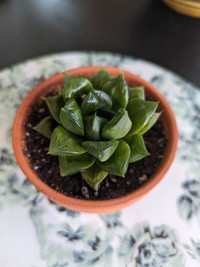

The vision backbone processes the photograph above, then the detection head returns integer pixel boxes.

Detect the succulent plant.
[34,68,160,191]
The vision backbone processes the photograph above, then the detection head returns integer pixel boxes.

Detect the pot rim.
[12,66,178,213]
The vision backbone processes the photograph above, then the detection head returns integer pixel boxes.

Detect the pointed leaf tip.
[97,140,130,177]
[91,68,113,90]
[127,99,158,135]
[84,113,107,140]
[33,116,57,139]
[129,86,145,100]
[59,153,95,176]
[102,109,132,140]
[63,73,93,100]
[81,89,112,115]
[137,112,161,135]
[49,126,86,156]
[43,95,65,123]
[102,73,128,110]
[60,99,84,136]
[82,140,119,162]
[125,134,149,163]
[81,164,108,191]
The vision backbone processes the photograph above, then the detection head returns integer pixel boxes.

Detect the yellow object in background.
[162,0,200,18]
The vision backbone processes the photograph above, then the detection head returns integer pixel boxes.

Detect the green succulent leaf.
[58,87,63,95]
[33,116,57,139]
[81,90,112,115]
[137,112,161,135]
[97,140,130,177]
[102,109,132,140]
[49,126,86,156]
[91,68,113,90]
[102,73,128,111]
[59,153,95,176]
[125,134,149,163]
[43,95,65,123]
[84,113,107,140]
[129,86,145,100]
[63,73,93,101]
[127,99,158,135]
[60,99,84,137]
[82,140,119,162]
[81,164,108,191]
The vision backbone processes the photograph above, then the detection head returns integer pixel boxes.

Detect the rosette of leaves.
[34,68,160,191]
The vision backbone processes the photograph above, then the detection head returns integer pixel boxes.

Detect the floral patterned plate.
[0,52,200,267]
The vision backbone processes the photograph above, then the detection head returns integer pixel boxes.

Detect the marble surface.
[0,52,200,267]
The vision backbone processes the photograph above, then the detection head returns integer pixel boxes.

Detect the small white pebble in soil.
[110,176,117,183]
[139,174,147,183]
[27,123,32,128]
[106,181,110,188]
[38,108,45,113]
[81,186,88,193]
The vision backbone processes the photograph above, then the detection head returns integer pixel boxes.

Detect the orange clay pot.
[12,66,178,213]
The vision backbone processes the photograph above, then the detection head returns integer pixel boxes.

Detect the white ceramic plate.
[0,52,200,267]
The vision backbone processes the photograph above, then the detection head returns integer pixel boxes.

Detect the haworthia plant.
[34,68,160,191]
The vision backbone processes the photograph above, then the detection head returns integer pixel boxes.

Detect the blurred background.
[0,0,200,86]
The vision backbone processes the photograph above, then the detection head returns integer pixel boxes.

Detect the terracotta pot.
[12,66,178,213]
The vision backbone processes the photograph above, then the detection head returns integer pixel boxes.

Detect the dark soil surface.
[24,91,167,200]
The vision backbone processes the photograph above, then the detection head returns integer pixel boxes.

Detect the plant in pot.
[12,66,178,213]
